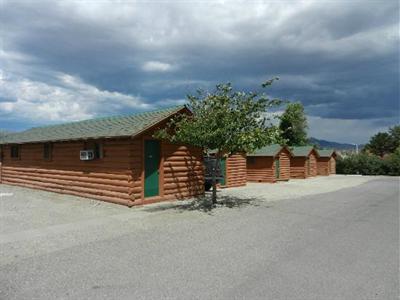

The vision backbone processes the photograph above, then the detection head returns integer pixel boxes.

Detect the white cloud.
[142,61,175,72]
[0,0,398,137]
[0,70,150,124]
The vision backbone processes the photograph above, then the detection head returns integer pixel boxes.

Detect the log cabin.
[316,149,337,176]
[329,153,337,174]
[0,106,204,207]
[290,146,318,179]
[221,153,247,188]
[206,151,247,188]
[246,144,292,183]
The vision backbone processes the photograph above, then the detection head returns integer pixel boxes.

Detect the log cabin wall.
[246,148,291,183]
[329,157,336,174]
[246,156,275,183]
[1,138,136,206]
[308,151,318,177]
[158,142,204,203]
[0,146,3,183]
[290,157,307,179]
[277,148,291,181]
[1,137,204,206]
[225,153,247,187]
[139,123,204,204]
[317,157,331,176]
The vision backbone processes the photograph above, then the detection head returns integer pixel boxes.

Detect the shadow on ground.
[142,192,264,214]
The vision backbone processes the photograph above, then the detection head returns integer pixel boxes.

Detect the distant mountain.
[309,137,362,151]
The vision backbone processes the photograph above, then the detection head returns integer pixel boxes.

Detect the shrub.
[337,152,400,176]
[383,149,400,176]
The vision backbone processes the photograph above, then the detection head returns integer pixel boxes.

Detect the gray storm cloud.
[0,0,398,143]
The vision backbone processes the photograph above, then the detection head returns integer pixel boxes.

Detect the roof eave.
[0,105,187,145]
[130,106,188,139]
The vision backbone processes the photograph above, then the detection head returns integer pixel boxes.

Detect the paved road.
[1,177,398,299]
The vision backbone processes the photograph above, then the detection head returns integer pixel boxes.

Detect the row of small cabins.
[0,106,336,207]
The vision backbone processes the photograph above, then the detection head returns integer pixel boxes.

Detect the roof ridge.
[1,105,185,144]
[16,105,184,133]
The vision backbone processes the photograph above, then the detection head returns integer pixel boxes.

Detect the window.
[247,157,256,164]
[10,145,20,159]
[94,142,103,159]
[84,140,104,159]
[43,143,53,160]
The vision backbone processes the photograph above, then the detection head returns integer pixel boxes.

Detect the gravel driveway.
[0,175,376,265]
[219,175,375,201]
[0,175,398,299]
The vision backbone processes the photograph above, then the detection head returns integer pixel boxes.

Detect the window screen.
[43,143,52,160]
[11,145,20,159]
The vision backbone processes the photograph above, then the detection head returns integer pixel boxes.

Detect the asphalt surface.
[0,177,399,299]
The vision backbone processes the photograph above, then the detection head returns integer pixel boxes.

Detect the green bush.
[383,149,400,176]
[337,152,400,176]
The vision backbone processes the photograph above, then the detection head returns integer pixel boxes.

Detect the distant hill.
[309,137,362,151]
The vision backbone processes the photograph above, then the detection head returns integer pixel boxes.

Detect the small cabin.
[316,149,337,176]
[206,151,247,188]
[247,144,291,183]
[222,153,247,188]
[290,146,318,179]
[0,106,204,206]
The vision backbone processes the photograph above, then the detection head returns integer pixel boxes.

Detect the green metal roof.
[317,149,335,158]
[248,144,284,157]
[291,146,315,157]
[1,106,185,144]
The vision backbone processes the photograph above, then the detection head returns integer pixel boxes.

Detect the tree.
[279,102,308,146]
[155,79,283,205]
[388,125,400,151]
[364,132,394,157]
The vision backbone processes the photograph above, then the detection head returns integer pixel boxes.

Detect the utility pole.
[353,143,359,154]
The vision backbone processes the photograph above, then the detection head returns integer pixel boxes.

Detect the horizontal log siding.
[162,143,204,201]
[330,157,336,174]
[317,157,331,176]
[1,139,136,206]
[277,149,291,181]
[129,139,143,203]
[308,152,318,177]
[290,157,307,179]
[247,156,274,182]
[246,148,291,183]
[225,153,247,187]
[1,138,205,206]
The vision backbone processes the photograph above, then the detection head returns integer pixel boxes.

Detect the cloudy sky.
[0,0,398,144]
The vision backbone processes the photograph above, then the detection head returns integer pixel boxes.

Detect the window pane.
[11,145,19,158]
[43,143,52,160]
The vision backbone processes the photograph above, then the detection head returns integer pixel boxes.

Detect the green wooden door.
[275,158,280,179]
[219,158,226,186]
[144,140,160,198]
[307,158,311,176]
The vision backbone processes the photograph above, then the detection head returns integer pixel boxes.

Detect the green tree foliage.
[383,148,400,176]
[279,102,308,146]
[363,132,394,157]
[337,154,383,175]
[338,124,400,176]
[388,125,400,150]
[336,151,400,176]
[155,79,283,204]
